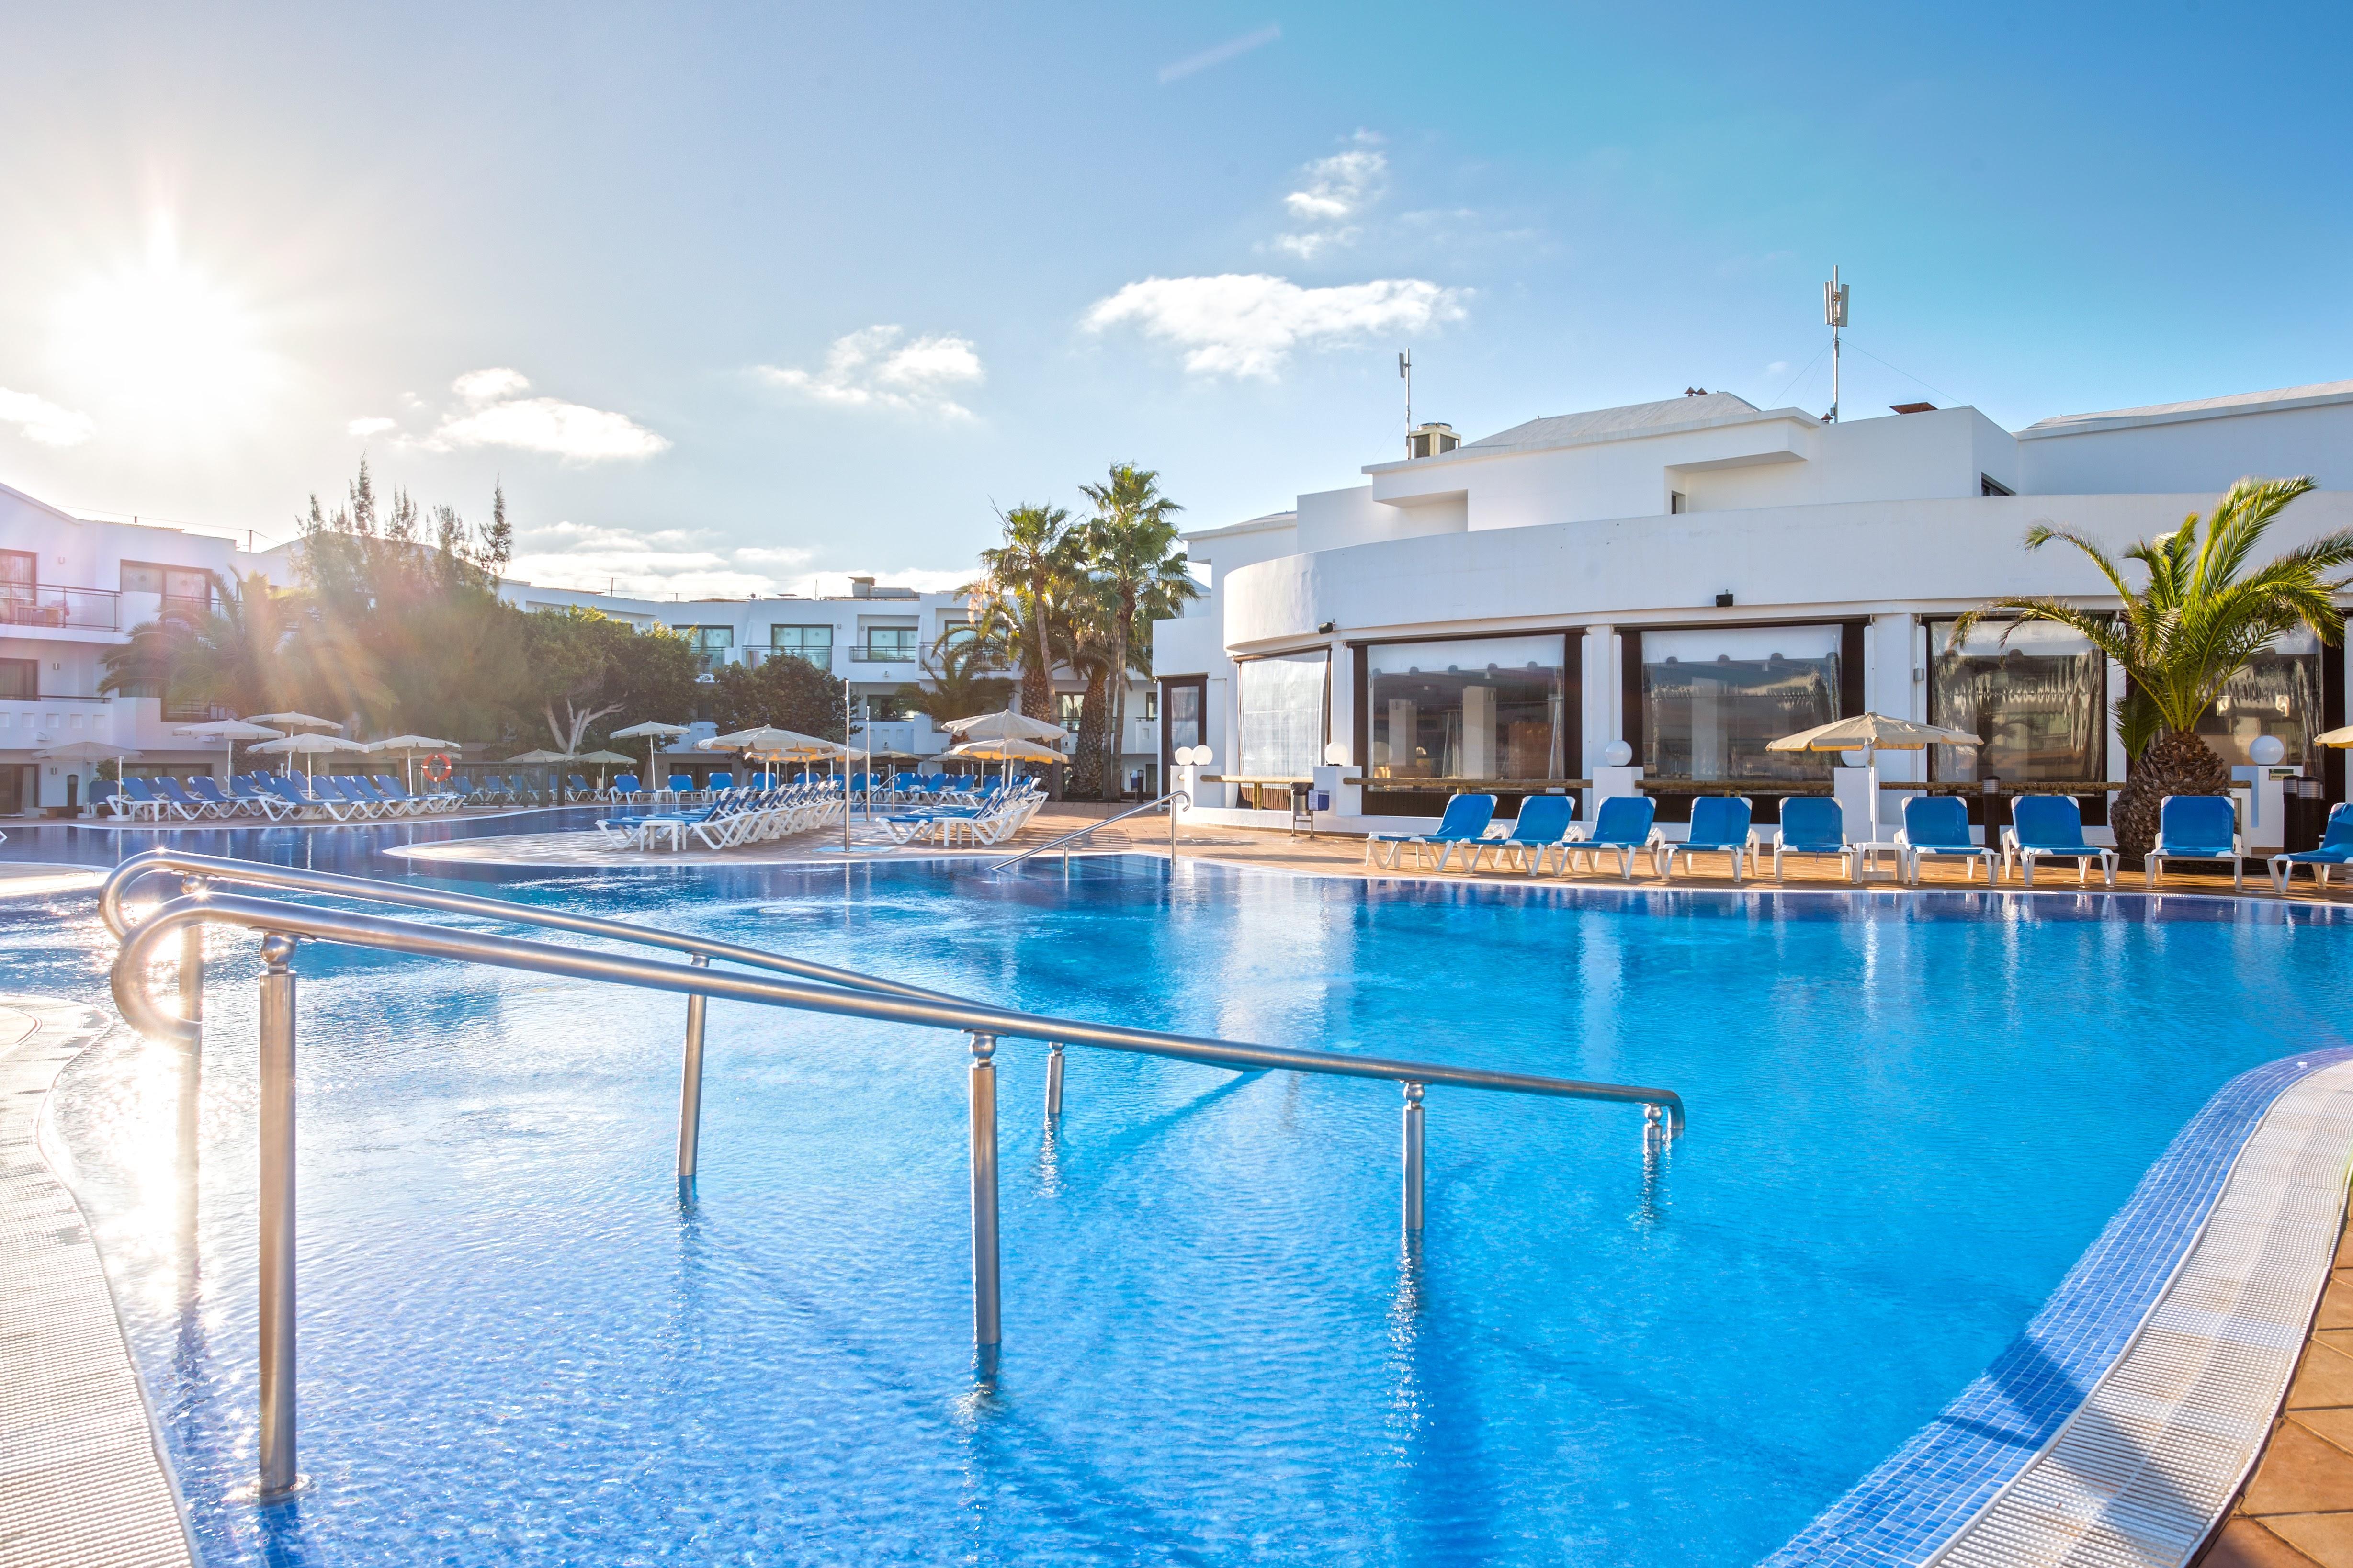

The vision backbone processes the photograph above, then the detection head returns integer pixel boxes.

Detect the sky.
[2,1,2351,599]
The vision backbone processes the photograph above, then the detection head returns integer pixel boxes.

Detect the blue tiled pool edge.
[1761,1043,2353,1567]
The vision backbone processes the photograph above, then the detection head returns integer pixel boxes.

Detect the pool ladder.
[101,848,1685,1503]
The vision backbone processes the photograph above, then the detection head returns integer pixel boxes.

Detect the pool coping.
[0,994,196,1568]
[1763,1049,2353,1567]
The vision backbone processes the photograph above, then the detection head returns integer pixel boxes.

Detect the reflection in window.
[1164,682,1201,755]
[1928,620,2106,783]
[1238,653,1327,778]
[769,624,833,666]
[684,626,733,673]
[2197,628,2319,767]
[1641,626,1839,781]
[1368,636,1567,782]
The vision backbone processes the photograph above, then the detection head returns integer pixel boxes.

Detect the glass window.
[1368,636,1568,783]
[1144,688,1158,722]
[2197,628,2320,767]
[864,627,917,660]
[0,659,34,700]
[121,561,165,593]
[684,626,733,673]
[1057,692,1085,733]
[0,550,31,589]
[1641,625,1840,781]
[769,624,833,666]
[1238,652,1328,778]
[1927,620,2105,783]
[1165,682,1201,753]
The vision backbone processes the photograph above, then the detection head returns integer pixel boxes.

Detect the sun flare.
[50,219,279,437]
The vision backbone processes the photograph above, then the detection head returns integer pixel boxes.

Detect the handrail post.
[1402,1082,1425,1233]
[180,920,204,1023]
[677,955,711,1199]
[969,1031,1002,1378]
[1045,1040,1064,1121]
[256,932,300,1499]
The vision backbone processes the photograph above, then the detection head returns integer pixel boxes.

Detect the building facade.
[1153,381,2353,841]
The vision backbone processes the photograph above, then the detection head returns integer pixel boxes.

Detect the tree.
[968,502,1081,722]
[707,650,847,739]
[895,630,1014,722]
[101,570,300,720]
[514,608,700,753]
[1062,586,1119,797]
[1952,476,2353,860]
[1076,464,1196,798]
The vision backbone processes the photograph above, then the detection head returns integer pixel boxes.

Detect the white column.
[1582,624,1615,777]
[1461,685,1496,778]
[1871,614,1920,783]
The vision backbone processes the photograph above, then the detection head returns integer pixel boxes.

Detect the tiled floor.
[2202,1220,2353,1567]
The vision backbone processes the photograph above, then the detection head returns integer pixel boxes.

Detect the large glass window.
[1368,636,1568,783]
[769,624,833,666]
[2197,628,2321,767]
[684,626,733,673]
[1927,620,2105,783]
[1164,681,1201,755]
[1641,626,1839,780]
[1237,652,1328,778]
[862,626,917,660]
[0,658,34,700]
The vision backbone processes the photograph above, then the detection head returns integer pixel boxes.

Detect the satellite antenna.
[1399,350,1412,455]
[1822,266,1850,423]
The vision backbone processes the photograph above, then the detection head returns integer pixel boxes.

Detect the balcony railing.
[1,585,119,632]
[849,644,918,663]
[744,646,834,669]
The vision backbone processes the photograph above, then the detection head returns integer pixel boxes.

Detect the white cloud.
[1158,23,1280,84]
[417,369,670,462]
[0,387,94,446]
[504,523,961,603]
[347,416,396,437]
[754,327,984,418]
[1274,134,1386,259]
[1083,273,1468,379]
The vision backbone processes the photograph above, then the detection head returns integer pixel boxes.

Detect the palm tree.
[968,502,1081,722]
[1952,476,2353,860]
[895,629,1015,722]
[101,570,300,720]
[1076,463,1197,797]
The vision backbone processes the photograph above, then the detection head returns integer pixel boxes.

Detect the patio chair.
[1466,794,1578,874]
[119,779,188,823]
[90,780,129,819]
[706,772,735,800]
[153,777,220,820]
[2001,795,2117,888]
[264,775,350,821]
[373,775,434,815]
[2270,802,2353,892]
[567,774,596,801]
[1895,795,1997,885]
[1364,793,1498,871]
[665,774,695,803]
[1555,795,1661,880]
[322,777,384,818]
[1771,796,1856,883]
[186,776,241,817]
[1657,796,1753,883]
[2145,795,2244,891]
[611,773,643,802]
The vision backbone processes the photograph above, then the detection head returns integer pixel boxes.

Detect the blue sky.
[2,2,2348,596]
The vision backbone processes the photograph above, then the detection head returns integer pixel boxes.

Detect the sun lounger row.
[874,782,1046,848]
[1362,790,2262,890]
[94,773,468,823]
[593,782,848,851]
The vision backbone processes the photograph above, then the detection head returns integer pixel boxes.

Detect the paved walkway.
[0,996,192,1568]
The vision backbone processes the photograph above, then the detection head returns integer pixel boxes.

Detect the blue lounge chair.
[1895,795,1997,885]
[118,779,185,822]
[1468,794,1578,874]
[1771,796,1855,882]
[90,779,125,818]
[2002,795,2117,888]
[706,772,735,798]
[2271,802,2353,893]
[1561,795,1660,880]
[665,773,694,802]
[1658,796,1753,883]
[2146,795,2243,891]
[1364,793,1498,871]
[185,776,240,817]
[153,777,216,820]
[611,773,642,801]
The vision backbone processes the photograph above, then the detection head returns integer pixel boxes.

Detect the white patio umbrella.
[577,749,634,790]
[249,731,367,784]
[246,711,344,733]
[943,734,1063,793]
[35,740,142,810]
[364,733,459,792]
[611,720,691,788]
[507,749,585,803]
[940,707,1065,745]
[175,718,284,780]
[1766,713,1981,843]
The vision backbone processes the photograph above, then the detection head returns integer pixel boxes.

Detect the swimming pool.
[13,819,2353,1565]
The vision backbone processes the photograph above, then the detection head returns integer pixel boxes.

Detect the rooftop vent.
[1407,421,1460,460]
[1891,402,1937,415]
[1683,386,1709,396]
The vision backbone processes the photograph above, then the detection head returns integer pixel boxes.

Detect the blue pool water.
[9,817,2352,1566]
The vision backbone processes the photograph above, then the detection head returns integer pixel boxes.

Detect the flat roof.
[2019,378,2353,438]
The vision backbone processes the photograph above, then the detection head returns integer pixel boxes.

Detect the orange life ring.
[421,753,453,784]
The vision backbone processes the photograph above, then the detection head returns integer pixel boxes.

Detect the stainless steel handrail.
[100,848,959,1006]
[112,878,1685,1500]
[989,789,1191,872]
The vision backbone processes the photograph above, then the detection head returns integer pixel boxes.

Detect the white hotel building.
[1152,380,2353,845]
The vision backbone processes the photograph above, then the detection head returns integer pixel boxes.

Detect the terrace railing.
[1,583,119,631]
[104,851,1685,1502]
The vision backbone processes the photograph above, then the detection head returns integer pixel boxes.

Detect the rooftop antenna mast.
[1822,266,1849,423]
[1399,350,1412,456]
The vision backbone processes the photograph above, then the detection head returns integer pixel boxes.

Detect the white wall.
[2020,395,2353,495]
